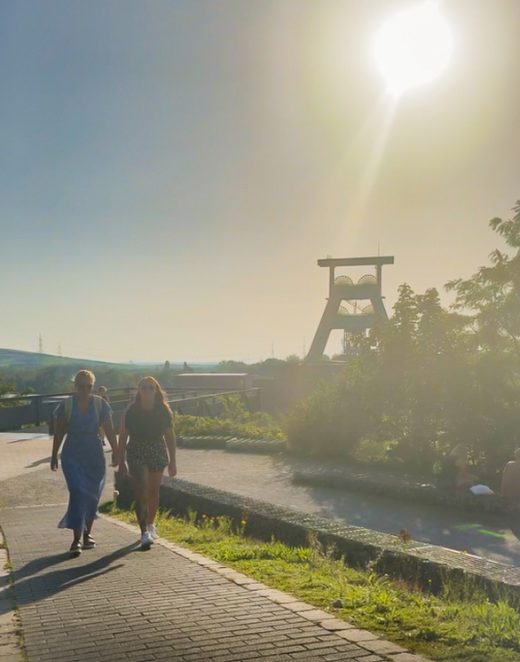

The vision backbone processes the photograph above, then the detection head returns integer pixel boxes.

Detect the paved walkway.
[0,433,426,662]
[1,506,425,662]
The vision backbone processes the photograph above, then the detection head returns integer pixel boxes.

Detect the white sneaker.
[140,531,154,549]
[148,524,158,540]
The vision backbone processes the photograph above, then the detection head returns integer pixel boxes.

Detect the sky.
[1,0,519,362]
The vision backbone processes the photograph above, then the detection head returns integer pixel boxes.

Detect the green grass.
[101,502,520,662]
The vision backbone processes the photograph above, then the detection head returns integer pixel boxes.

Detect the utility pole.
[38,333,44,354]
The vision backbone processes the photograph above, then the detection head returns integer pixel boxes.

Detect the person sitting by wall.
[501,449,520,505]
[437,444,479,490]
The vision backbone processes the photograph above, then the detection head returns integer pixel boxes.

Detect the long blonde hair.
[73,370,95,386]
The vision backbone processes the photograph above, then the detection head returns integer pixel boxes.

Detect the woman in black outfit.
[118,377,177,549]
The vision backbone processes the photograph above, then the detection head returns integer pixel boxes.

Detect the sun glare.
[374,1,454,97]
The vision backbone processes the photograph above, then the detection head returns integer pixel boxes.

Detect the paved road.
[2,433,520,566]
[0,431,116,509]
[0,433,422,662]
[176,449,520,568]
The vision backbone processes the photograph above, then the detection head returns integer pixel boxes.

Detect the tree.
[447,200,520,354]
[444,201,520,475]
[0,374,15,397]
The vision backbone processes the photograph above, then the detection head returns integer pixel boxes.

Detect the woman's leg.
[147,471,163,526]
[60,457,86,546]
[65,491,85,547]
[131,465,150,534]
[83,466,106,541]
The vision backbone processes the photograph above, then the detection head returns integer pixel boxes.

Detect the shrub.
[286,376,366,457]
[175,394,285,441]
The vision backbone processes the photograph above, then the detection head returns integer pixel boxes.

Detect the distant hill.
[0,348,218,371]
[0,348,136,369]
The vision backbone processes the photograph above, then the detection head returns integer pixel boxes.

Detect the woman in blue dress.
[51,370,118,556]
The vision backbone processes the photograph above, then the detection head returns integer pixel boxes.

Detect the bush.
[175,414,285,441]
[175,394,285,441]
[286,375,367,457]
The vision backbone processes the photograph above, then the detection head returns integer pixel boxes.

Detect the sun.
[374,1,454,97]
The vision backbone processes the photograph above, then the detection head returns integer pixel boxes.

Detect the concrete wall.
[115,475,520,606]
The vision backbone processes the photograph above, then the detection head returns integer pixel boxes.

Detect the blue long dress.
[56,396,112,531]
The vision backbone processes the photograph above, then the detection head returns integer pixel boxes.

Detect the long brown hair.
[134,376,172,414]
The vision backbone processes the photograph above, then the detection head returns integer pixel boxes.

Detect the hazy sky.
[2,1,519,362]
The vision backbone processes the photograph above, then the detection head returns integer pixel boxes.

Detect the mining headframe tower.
[307,255,394,361]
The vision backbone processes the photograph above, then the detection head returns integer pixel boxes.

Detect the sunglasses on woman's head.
[77,382,92,389]
[140,384,156,392]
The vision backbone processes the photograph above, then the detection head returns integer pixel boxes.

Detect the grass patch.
[101,502,520,662]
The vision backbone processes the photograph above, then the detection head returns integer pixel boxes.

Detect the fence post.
[35,396,41,426]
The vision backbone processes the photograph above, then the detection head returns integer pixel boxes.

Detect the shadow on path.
[1,542,137,615]
[8,435,49,444]
[25,456,52,468]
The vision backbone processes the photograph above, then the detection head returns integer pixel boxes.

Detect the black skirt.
[126,437,169,473]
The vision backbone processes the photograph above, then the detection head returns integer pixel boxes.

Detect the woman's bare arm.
[51,418,66,471]
[118,421,129,475]
[101,418,119,465]
[165,427,177,477]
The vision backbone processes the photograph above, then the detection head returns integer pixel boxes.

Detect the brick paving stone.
[0,504,428,662]
[254,589,297,603]
[295,609,332,621]
[336,628,380,643]
[361,640,408,655]
[283,600,318,612]
[323,653,368,661]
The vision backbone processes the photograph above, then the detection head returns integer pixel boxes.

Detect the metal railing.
[0,387,262,433]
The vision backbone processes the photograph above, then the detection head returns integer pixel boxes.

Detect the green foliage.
[286,373,367,456]
[289,200,520,479]
[175,394,285,441]
[0,375,15,397]
[447,201,520,354]
[175,414,285,441]
[0,373,17,406]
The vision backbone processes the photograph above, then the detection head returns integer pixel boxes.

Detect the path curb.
[0,528,25,661]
